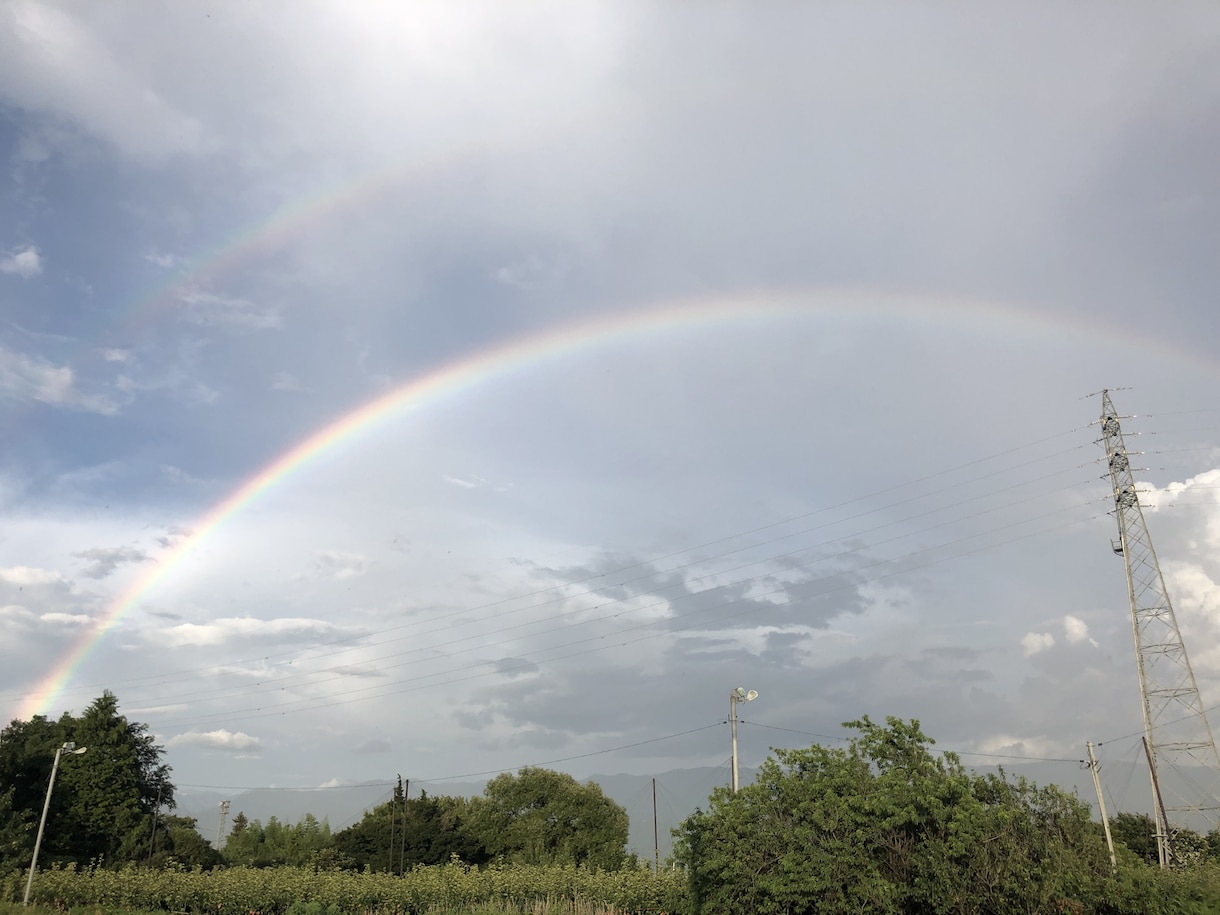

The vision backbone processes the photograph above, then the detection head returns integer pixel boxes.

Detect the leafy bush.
[673,716,1200,915]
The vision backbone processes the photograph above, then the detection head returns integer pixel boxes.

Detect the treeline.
[0,693,630,876]
[222,768,629,872]
[7,694,1220,914]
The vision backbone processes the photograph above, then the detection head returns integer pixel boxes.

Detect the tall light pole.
[24,741,87,907]
[730,687,757,793]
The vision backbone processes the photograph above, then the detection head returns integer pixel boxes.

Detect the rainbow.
[12,290,1086,715]
[12,287,1200,719]
[115,142,494,336]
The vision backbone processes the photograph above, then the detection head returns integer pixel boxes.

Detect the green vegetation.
[674,715,1220,915]
[0,691,211,872]
[469,768,630,871]
[6,697,1220,913]
[0,861,682,914]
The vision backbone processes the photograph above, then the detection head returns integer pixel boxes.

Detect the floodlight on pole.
[24,742,87,907]
[730,687,758,793]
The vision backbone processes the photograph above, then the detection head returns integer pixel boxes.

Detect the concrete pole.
[25,746,63,906]
[1086,741,1118,875]
[730,693,740,793]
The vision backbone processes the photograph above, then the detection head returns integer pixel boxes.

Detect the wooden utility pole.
[400,778,409,876]
[652,778,660,872]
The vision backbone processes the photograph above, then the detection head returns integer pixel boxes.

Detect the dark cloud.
[73,545,149,579]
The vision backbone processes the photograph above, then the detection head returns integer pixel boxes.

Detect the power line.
[14,424,1094,710]
[135,466,1101,718]
[154,504,1105,729]
[740,721,1084,764]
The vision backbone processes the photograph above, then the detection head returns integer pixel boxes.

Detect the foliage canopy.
[0,692,196,873]
[468,767,630,870]
[674,716,1172,915]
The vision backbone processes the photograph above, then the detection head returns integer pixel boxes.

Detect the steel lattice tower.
[1100,390,1220,865]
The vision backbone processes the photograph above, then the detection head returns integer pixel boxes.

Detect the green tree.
[57,691,175,864]
[1110,812,1159,866]
[674,716,1137,915]
[1108,813,1211,868]
[0,692,173,870]
[468,767,629,870]
[0,713,62,874]
[222,813,336,867]
[333,782,487,872]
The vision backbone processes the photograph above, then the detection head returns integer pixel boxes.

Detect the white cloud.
[0,604,36,625]
[0,565,66,586]
[168,729,262,752]
[0,346,119,414]
[179,290,282,330]
[161,465,203,485]
[1144,469,1220,548]
[976,733,1059,757]
[0,245,42,277]
[101,348,131,363]
[0,1,207,161]
[312,551,370,580]
[443,474,488,489]
[159,616,347,648]
[143,251,179,268]
[1020,631,1055,656]
[493,254,566,291]
[1062,615,1090,644]
[39,611,92,627]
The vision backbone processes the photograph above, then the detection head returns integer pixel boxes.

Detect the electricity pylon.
[1099,390,1220,866]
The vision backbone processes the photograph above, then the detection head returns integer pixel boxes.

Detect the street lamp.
[24,741,87,907]
[729,687,757,793]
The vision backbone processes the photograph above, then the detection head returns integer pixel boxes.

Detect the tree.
[333,784,487,872]
[223,813,336,868]
[674,716,1135,915]
[0,713,61,874]
[59,692,175,863]
[1110,812,1159,866]
[468,767,629,870]
[0,692,174,871]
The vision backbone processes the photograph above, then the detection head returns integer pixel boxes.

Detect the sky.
[3,0,1220,827]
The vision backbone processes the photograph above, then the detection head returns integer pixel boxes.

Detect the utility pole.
[1099,391,1220,864]
[25,742,87,906]
[217,800,231,849]
[729,687,757,793]
[148,782,163,864]
[389,774,399,875]
[652,778,659,872]
[1086,741,1118,875]
[399,778,409,877]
